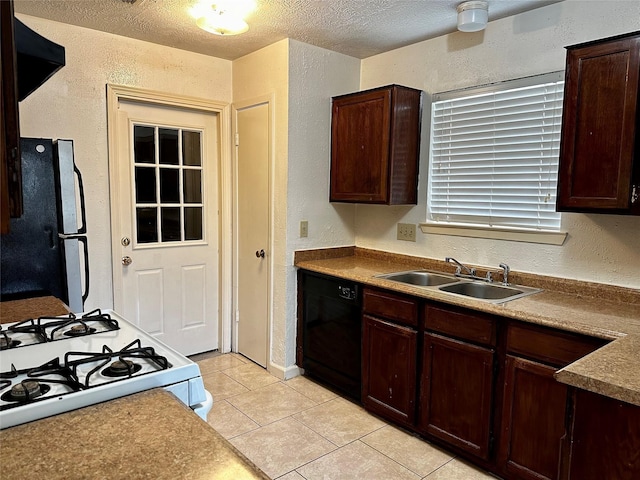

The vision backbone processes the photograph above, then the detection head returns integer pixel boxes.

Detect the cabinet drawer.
[424,304,496,347]
[507,322,606,367]
[363,288,418,327]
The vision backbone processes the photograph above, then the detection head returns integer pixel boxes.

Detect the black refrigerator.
[1,138,88,312]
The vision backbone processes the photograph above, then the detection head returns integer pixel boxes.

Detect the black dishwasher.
[299,270,361,401]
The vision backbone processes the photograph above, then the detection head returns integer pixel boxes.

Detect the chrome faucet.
[445,257,476,277]
[499,263,510,285]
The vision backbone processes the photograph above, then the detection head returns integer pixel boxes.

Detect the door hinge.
[631,185,638,204]
[235,133,240,146]
[235,310,240,323]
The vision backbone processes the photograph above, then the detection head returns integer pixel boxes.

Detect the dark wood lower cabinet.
[567,389,640,480]
[362,314,417,427]
[498,355,569,480]
[419,332,495,460]
[300,278,631,480]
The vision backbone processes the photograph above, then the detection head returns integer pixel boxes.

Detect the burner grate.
[1,309,120,350]
[0,358,84,410]
[65,339,171,388]
[39,309,120,341]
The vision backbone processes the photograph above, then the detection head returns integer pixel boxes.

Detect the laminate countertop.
[0,389,269,480]
[295,247,640,407]
[0,296,70,324]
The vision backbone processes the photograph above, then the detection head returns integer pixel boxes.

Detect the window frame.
[423,71,567,245]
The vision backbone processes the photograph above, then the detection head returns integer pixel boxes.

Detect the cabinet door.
[362,314,417,427]
[557,34,640,212]
[330,89,391,203]
[568,389,640,480]
[498,355,568,480]
[1,0,21,233]
[419,332,495,459]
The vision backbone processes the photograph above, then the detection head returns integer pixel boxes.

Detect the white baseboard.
[269,361,302,380]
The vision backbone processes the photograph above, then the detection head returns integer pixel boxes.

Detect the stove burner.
[102,359,142,378]
[64,324,97,337]
[1,380,51,402]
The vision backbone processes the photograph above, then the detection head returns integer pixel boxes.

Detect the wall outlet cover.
[397,223,416,242]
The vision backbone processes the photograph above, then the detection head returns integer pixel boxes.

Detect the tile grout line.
[201,357,484,479]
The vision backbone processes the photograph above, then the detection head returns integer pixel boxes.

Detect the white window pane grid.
[132,123,204,244]
[428,77,564,231]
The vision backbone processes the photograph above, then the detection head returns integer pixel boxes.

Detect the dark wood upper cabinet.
[330,85,422,204]
[557,31,640,214]
[1,0,22,234]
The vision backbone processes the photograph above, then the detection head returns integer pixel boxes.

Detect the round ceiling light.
[457,1,489,32]
[196,10,249,36]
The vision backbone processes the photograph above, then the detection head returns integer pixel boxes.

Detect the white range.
[0,309,213,429]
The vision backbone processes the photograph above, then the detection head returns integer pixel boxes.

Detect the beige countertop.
[0,389,269,480]
[295,247,640,407]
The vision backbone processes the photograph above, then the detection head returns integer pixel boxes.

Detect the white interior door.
[114,100,219,356]
[236,101,270,367]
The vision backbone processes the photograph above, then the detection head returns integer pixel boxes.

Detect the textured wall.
[16,14,232,311]
[232,40,290,369]
[286,40,360,367]
[358,0,640,289]
[233,39,359,372]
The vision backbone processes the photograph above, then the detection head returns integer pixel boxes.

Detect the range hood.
[14,18,65,101]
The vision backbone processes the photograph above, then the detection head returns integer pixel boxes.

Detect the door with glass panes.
[114,100,219,355]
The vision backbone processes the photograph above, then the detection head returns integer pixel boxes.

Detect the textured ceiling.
[14,0,562,60]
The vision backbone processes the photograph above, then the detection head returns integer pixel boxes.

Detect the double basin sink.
[377,270,541,304]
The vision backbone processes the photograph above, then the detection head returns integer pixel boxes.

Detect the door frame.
[106,84,233,353]
[231,94,274,364]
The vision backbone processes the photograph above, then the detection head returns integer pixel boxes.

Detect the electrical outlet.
[300,220,308,238]
[397,223,416,242]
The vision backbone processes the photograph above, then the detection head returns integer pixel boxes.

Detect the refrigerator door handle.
[74,164,87,235]
[58,233,89,309]
[78,235,89,304]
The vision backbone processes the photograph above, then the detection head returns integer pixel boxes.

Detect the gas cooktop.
[0,309,211,429]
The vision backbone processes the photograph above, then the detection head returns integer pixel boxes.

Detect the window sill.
[419,223,567,246]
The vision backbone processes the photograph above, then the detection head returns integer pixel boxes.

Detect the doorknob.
[122,256,133,266]
[255,249,265,258]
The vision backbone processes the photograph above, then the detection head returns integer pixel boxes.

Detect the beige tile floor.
[191,352,496,480]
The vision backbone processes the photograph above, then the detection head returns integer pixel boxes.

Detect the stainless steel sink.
[377,269,541,304]
[438,281,541,303]
[377,270,460,287]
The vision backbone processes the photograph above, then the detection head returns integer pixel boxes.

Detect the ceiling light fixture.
[196,10,248,36]
[192,1,255,36]
[457,1,489,33]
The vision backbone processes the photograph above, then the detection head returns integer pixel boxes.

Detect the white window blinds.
[427,72,564,231]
